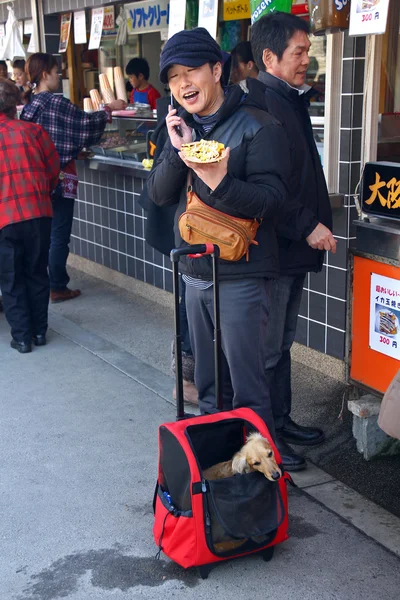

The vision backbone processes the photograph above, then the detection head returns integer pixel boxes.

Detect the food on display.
[83,97,94,112]
[114,66,128,103]
[180,139,225,163]
[99,73,116,104]
[379,311,398,336]
[89,89,102,111]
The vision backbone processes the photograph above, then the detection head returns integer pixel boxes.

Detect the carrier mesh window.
[159,427,192,512]
[186,419,283,557]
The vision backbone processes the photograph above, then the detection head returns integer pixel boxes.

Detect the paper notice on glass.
[59,13,72,53]
[0,24,5,54]
[198,0,218,39]
[74,11,87,45]
[349,0,390,37]
[88,7,104,50]
[24,20,33,35]
[369,273,400,361]
[169,0,187,38]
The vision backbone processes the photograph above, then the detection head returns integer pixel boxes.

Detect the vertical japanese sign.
[74,11,87,45]
[89,7,104,50]
[103,6,115,31]
[224,0,250,21]
[349,0,390,37]
[59,13,72,53]
[125,0,170,35]
[370,273,400,361]
[168,0,187,37]
[198,0,218,39]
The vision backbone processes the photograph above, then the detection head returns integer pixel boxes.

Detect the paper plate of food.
[180,139,225,164]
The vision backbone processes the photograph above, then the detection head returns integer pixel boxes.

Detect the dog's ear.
[232,452,250,474]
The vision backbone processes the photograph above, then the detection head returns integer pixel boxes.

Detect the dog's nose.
[272,471,281,480]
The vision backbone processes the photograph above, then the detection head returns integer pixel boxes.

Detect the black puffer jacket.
[147,84,315,280]
[252,73,332,275]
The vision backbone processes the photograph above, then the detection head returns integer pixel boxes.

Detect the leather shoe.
[10,339,32,354]
[279,417,325,447]
[50,288,81,303]
[275,437,306,472]
[33,334,46,346]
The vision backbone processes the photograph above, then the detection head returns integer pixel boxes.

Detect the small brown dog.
[203,432,281,482]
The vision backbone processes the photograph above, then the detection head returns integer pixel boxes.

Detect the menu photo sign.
[74,10,87,45]
[168,0,186,38]
[198,0,218,39]
[88,7,104,50]
[361,162,400,221]
[59,13,72,53]
[126,0,170,35]
[370,273,400,361]
[349,0,390,37]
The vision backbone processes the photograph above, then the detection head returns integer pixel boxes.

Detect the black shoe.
[10,339,32,354]
[275,437,306,472]
[33,334,46,347]
[279,417,325,447]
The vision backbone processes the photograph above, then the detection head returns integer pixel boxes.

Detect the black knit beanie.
[159,27,223,84]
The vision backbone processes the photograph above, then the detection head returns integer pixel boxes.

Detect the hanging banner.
[103,5,115,31]
[168,0,186,37]
[224,0,250,21]
[0,24,5,54]
[370,273,400,361]
[250,0,292,24]
[198,0,218,39]
[125,0,170,35]
[349,0,390,37]
[88,7,104,50]
[59,13,72,53]
[74,11,87,45]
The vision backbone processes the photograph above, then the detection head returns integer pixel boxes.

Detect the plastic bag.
[0,6,26,61]
[378,370,400,440]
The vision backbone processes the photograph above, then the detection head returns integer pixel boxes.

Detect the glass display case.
[90,113,157,163]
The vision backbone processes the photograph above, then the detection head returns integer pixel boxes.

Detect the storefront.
[348,0,399,399]
[1,0,385,365]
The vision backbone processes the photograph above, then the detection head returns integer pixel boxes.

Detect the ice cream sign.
[250,0,292,24]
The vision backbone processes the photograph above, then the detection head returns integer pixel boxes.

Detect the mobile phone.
[170,92,183,137]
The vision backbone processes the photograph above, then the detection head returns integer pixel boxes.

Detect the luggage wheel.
[198,564,213,579]
[261,546,274,562]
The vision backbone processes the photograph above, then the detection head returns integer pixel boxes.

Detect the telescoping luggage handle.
[170,244,223,420]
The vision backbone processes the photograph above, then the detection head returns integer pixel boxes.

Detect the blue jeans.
[49,196,75,291]
[264,275,306,431]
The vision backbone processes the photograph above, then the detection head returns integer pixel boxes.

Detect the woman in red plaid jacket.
[0,79,59,353]
[21,53,126,303]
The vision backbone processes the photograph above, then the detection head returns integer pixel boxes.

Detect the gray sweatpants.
[185,278,274,437]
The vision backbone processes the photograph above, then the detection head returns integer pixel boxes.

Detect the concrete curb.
[49,312,400,560]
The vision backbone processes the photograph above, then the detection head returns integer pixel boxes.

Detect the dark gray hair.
[0,78,19,116]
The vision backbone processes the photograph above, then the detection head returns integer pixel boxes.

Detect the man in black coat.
[250,12,337,470]
[147,27,295,435]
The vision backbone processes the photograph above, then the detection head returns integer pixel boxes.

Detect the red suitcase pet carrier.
[153,244,290,578]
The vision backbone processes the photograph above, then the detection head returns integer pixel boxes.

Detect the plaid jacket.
[20,92,109,169]
[0,114,60,229]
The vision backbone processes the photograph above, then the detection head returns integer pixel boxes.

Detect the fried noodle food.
[379,311,397,335]
[181,139,225,163]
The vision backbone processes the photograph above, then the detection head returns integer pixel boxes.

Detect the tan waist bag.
[178,172,261,262]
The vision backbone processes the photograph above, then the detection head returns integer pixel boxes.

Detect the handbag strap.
[187,169,193,191]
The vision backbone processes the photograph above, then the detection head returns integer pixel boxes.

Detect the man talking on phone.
[147,28,295,436]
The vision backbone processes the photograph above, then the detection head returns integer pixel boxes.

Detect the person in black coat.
[147,28,298,435]
[250,12,337,470]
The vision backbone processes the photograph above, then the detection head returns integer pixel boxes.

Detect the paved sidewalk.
[1,287,400,599]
